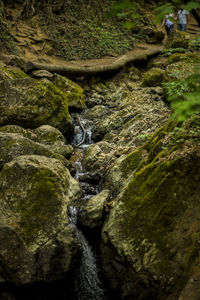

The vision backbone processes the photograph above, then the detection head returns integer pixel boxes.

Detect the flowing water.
[70,113,106,300]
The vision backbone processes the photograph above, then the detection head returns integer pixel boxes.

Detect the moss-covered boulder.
[101,119,200,299]
[0,132,69,169]
[0,125,73,157]
[0,78,72,137]
[163,60,200,99]
[0,155,82,285]
[0,63,29,81]
[142,68,166,87]
[166,30,189,49]
[168,52,200,65]
[52,73,86,112]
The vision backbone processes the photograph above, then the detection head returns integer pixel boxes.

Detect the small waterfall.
[69,206,105,300]
[69,113,106,300]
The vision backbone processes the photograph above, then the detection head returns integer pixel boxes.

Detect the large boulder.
[52,73,86,112]
[0,78,72,137]
[0,155,82,285]
[0,63,29,81]
[0,132,69,169]
[0,124,73,157]
[101,119,200,299]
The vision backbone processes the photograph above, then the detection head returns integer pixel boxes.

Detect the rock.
[52,73,86,112]
[142,67,166,87]
[163,59,200,99]
[82,141,115,172]
[32,70,53,79]
[0,125,73,158]
[178,272,200,300]
[34,125,74,156]
[142,26,165,43]
[0,78,72,137]
[166,29,189,49]
[79,190,110,228]
[0,132,69,169]
[101,119,200,299]
[103,149,144,194]
[0,155,82,285]
[167,52,200,65]
[0,63,28,81]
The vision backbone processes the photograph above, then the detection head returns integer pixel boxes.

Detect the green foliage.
[190,35,200,50]
[153,3,174,24]
[170,88,200,121]
[160,47,188,57]
[164,73,200,121]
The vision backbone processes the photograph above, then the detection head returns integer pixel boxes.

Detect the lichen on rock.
[0,78,72,137]
[0,155,82,285]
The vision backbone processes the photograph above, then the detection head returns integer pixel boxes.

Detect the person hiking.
[162,13,175,35]
[177,6,189,32]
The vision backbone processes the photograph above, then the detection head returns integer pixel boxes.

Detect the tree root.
[75,116,87,147]
[26,49,162,77]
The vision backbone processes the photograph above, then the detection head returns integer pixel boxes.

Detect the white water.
[70,114,105,300]
[69,205,105,300]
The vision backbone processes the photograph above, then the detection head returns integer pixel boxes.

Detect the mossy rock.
[142,68,166,87]
[0,78,72,137]
[166,30,189,49]
[0,63,28,80]
[0,132,70,169]
[102,118,200,299]
[52,73,86,112]
[168,52,200,64]
[0,155,82,285]
[0,125,73,158]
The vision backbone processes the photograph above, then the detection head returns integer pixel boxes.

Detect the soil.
[3,2,200,69]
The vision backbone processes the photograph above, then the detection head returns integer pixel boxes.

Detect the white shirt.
[178,10,189,25]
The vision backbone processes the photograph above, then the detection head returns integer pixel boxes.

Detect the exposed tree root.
[75,116,87,147]
[26,49,162,77]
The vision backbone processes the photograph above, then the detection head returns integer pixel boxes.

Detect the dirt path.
[5,2,200,70]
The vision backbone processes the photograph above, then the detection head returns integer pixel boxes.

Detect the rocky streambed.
[0,39,200,300]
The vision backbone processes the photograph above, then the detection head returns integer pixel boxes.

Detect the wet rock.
[79,190,110,228]
[0,78,72,137]
[0,155,82,285]
[82,141,115,172]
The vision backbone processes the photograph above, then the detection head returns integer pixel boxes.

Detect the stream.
[69,113,106,300]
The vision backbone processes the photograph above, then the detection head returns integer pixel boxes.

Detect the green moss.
[142,68,166,87]
[168,52,200,65]
[18,168,62,245]
[53,74,86,111]
[120,149,143,175]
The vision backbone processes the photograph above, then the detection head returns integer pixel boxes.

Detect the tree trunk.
[191,9,200,27]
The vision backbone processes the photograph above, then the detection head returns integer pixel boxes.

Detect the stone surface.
[0,155,82,285]
[79,189,110,228]
[101,119,200,299]
[0,132,69,169]
[166,29,189,49]
[52,73,86,112]
[142,67,166,87]
[0,78,72,137]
